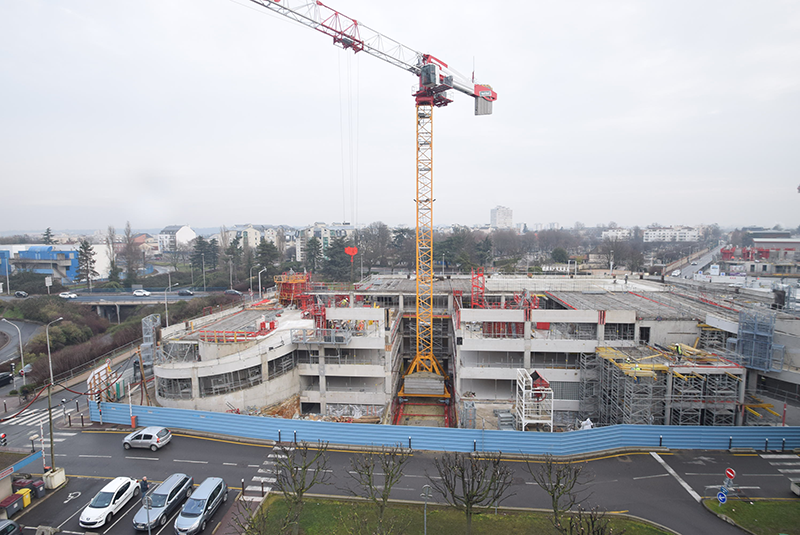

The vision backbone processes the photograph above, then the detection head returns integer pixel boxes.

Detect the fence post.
[659,435,662,447]
[293,430,297,443]
[765,438,769,452]
[81,415,84,427]
[278,430,281,443]
[473,440,477,452]
[782,438,786,452]
[408,436,412,449]
[729,436,732,449]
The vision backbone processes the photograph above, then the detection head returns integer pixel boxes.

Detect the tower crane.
[247,0,497,402]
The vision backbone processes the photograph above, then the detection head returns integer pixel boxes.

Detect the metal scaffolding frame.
[141,314,161,365]
[737,309,784,371]
[515,369,553,432]
[578,352,601,421]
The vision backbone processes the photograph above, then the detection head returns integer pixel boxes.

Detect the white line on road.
[633,473,671,480]
[778,469,800,473]
[79,455,112,458]
[125,456,159,461]
[650,452,701,502]
[245,485,270,493]
[223,462,238,466]
[174,459,208,464]
[768,462,800,465]
[248,464,260,468]
[760,454,799,459]
[252,476,276,483]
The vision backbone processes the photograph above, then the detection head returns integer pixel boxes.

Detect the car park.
[79,476,140,529]
[13,291,28,298]
[178,289,194,296]
[133,289,151,297]
[123,426,173,451]
[132,473,194,530]
[59,292,78,299]
[0,372,13,387]
[174,477,228,535]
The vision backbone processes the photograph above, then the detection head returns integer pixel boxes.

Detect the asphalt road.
[0,319,40,365]
[4,412,798,534]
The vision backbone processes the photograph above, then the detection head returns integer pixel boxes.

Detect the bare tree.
[556,505,621,535]
[525,454,591,529]
[272,441,331,535]
[227,497,271,535]
[427,452,515,535]
[344,444,412,535]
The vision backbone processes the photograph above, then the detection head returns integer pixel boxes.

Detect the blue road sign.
[717,492,727,504]
[720,486,728,495]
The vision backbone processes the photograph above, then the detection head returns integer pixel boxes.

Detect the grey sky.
[1,1,798,233]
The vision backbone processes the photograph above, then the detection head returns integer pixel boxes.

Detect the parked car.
[0,520,21,535]
[174,477,228,535]
[671,269,681,277]
[79,476,140,529]
[223,289,242,297]
[0,372,13,387]
[59,292,78,299]
[13,291,28,298]
[177,289,194,296]
[133,289,151,297]
[123,426,172,451]
[132,473,194,530]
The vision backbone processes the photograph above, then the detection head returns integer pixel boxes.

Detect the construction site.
[142,268,797,432]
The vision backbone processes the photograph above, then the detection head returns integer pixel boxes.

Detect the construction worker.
[676,344,683,362]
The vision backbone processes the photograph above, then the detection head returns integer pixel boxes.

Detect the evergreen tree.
[75,239,99,289]
[108,260,121,284]
[256,238,280,276]
[42,227,55,245]
[208,238,220,270]
[321,236,352,281]
[303,237,322,272]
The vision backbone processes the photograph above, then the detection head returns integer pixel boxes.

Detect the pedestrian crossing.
[761,453,800,474]
[2,407,77,427]
[241,447,289,502]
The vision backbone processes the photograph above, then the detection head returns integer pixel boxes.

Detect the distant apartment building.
[490,206,513,229]
[158,225,197,253]
[601,228,632,241]
[296,222,356,263]
[643,227,699,243]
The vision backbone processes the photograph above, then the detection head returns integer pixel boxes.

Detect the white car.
[671,270,681,277]
[80,476,140,529]
[133,289,151,297]
[59,292,78,299]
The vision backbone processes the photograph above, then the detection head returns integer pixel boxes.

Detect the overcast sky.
[1,0,798,234]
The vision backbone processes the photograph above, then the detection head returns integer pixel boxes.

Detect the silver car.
[123,426,172,451]
[174,477,227,534]
[133,473,194,530]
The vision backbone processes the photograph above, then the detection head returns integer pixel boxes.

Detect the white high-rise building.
[490,206,513,229]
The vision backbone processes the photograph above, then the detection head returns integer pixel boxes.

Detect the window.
[604,323,635,341]
[199,365,262,397]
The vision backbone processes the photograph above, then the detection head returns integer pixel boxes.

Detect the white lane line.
[55,432,77,436]
[245,485,270,493]
[778,469,800,473]
[125,456,159,461]
[79,455,112,458]
[247,465,260,468]
[760,454,799,459]
[768,462,800,466]
[174,459,208,464]
[650,452,701,503]
[223,462,237,466]
[633,473,671,480]
[252,476,276,483]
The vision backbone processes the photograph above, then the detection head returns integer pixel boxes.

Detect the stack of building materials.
[403,372,445,395]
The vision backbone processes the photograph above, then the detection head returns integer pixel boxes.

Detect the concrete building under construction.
[150,272,798,430]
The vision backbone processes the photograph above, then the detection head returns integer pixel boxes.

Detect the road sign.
[725,468,736,479]
[720,486,728,495]
[717,492,727,504]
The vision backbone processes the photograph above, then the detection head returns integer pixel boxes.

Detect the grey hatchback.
[133,473,194,530]
[123,426,172,451]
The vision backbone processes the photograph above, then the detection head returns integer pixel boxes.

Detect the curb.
[700,498,754,534]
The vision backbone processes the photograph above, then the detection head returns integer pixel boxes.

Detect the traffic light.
[0,433,7,447]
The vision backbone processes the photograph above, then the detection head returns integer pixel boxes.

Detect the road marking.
[223,462,238,466]
[252,476,276,483]
[761,454,798,459]
[778,469,800,473]
[174,459,208,464]
[245,485,269,494]
[650,452,701,502]
[768,462,800,466]
[79,455,112,458]
[125,456,159,461]
[248,464,260,468]
[685,472,784,477]
[633,473,670,480]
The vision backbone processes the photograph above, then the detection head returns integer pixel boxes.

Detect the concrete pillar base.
[43,467,66,489]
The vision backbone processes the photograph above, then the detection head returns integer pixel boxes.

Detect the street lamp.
[258,268,267,300]
[201,254,206,292]
[421,484,433,535]
[46,316,63,475]
[1,319,25,386]
[164,281,179,328]
[250,265,261,294]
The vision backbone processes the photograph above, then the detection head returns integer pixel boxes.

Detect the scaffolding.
[583,345,745,427]
[141,314,161,365]
[516,369,553,431]
[697,323,728,352]
[737,309,784,371]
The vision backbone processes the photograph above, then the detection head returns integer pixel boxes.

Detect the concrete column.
[399,293,404,313]
[319,353,327,414]
[191,368,200,410]
[524,321,532,369]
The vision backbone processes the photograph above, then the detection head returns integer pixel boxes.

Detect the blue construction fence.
[92,403,800,456]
